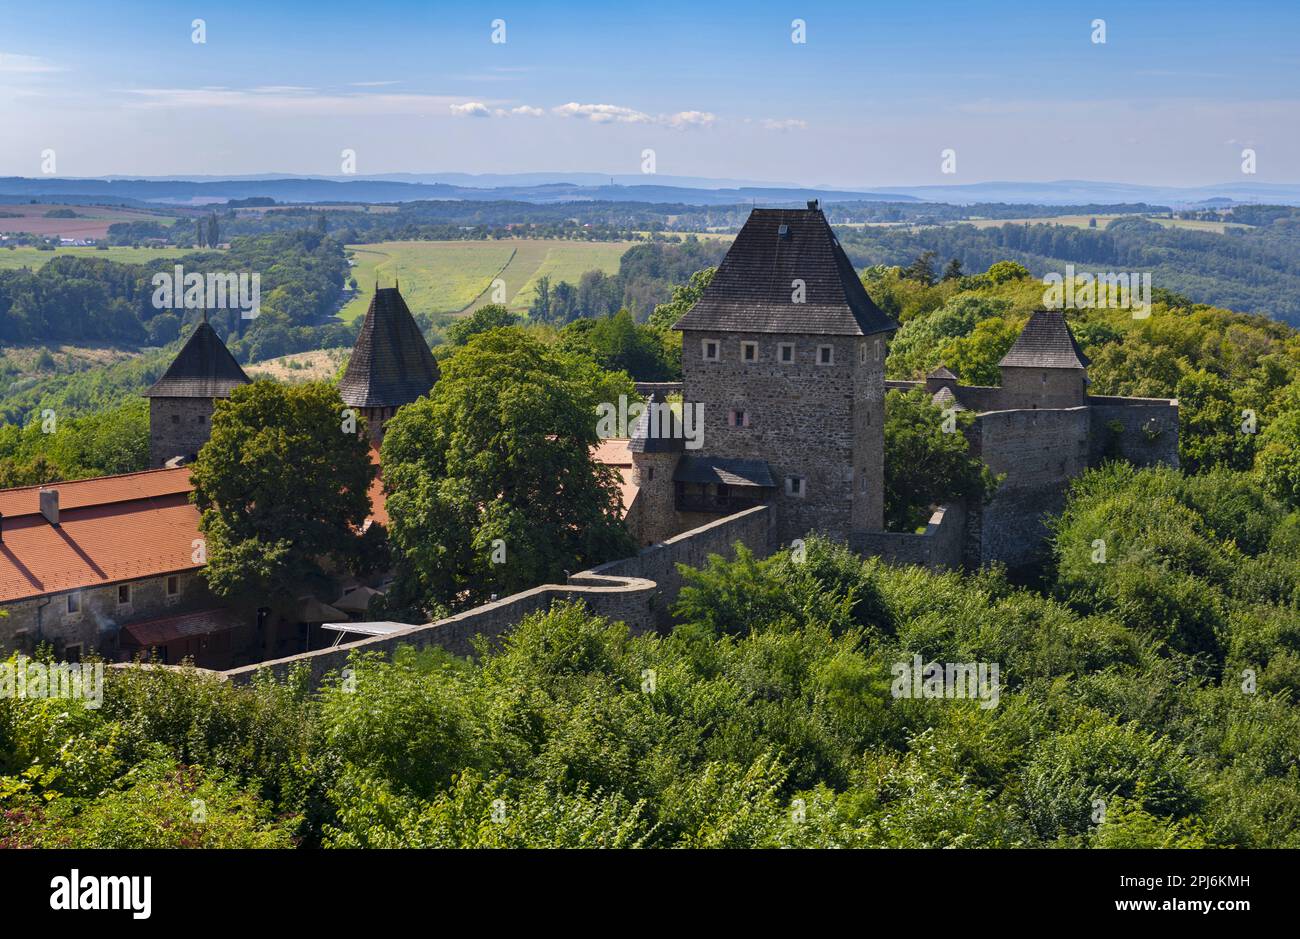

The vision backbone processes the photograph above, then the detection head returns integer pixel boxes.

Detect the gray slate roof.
[998,310,1091,370]
[672,206,898,336]
[927,365,958,380]
[339,287,440,408]
[144,320,250,398]
[932,386,967,412]
[674,455,776,488]
[628,392,685,454]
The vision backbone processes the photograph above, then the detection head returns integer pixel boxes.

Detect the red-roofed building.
[0,459,393,666]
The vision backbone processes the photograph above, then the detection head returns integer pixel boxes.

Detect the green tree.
[190,381,377,611]
[381,329,634,615]
[883,388,998,531]
[446,303,519,346]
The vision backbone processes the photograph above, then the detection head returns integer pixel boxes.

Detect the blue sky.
[1,0,1296,185]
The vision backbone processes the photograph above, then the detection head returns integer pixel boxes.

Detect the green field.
[0,245,196,271]
[340,239,636,322]
[957,214,1251,234]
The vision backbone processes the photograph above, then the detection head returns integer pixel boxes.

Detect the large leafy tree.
[883,387,999,531]
[190,381,377,609]
[381,328,635,616]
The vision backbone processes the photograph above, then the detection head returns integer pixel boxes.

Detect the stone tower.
[338,285,440,443]
[627,391,685,546]
[143,317,251,467]
[672,202,897,546]
[996,310,1091,410]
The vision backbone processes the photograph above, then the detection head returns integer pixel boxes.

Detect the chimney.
[807,199,820,211]
[39,489,59,526]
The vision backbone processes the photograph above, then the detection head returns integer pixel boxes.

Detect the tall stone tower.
[339,285,440,443]
[672,202,897,546]
[144,317,251,467]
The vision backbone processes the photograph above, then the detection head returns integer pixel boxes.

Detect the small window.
[778,343,795,363]
[817,345,834,366]
[860,344,867,364]
[66,593,80,614]
[171,414,180,424]
[64,644,82,664]
[875,338,883,361]
[1042,373,1048,385]
[197,414,206,424]
[741,341,758,363]
[646,466,655,482]
[117,584,131,606]
[785,475,805,497]
[702,339,720,362]
[167,575,179,596]
[728,409,750,428]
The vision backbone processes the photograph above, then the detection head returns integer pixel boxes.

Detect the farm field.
[247,347,349,383]
[955,213,1250,234]
[0,244,196,271]
[0,203,174,239]
[340,239,636,321]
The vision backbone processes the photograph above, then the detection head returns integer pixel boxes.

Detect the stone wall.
[149,396,218,468]
[969,406,1091,567]
[0,570,211,660]
[683,330,882,546]
[1087,395,1180,468]
[850,502,966,570]
[222,505,773,687]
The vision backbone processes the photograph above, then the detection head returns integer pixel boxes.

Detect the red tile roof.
[0,457,392,604]
[120,607,242,648]
[592,438,638,515]
[0,469,201,603]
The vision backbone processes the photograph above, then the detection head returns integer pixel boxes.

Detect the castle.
[0,204,1179,669]
[622,202,1179,569]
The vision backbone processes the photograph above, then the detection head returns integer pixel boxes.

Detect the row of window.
[64,575,180,615]
[701,339,884,365]
[170,413,206,424]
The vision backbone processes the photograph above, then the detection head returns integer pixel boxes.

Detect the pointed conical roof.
[672,205,897,336]
[998,310,1091,370]
[339,287,440,408]
[144,320,250,398]
[927,364,958,380]
[628,391,685,454]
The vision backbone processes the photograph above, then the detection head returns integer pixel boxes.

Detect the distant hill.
[0,176,915,207]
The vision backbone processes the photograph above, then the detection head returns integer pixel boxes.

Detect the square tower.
[672,202,897,545]
[143,318,251,467]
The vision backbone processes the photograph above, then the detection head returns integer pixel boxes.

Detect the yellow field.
[340,239,636,321]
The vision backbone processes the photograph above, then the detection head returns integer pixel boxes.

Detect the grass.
[339,239,636,322]
[0,245,196,271]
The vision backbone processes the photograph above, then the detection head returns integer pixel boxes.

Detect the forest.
[3,250,1300,847]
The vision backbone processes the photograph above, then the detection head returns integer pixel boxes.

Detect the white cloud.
[760,118,807,131]
[0,52,63,74]
[122,86,469,115]
[552,102,653,124]
[511,105,545,117]
[450,101,493,118]
[667,110,717,129]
